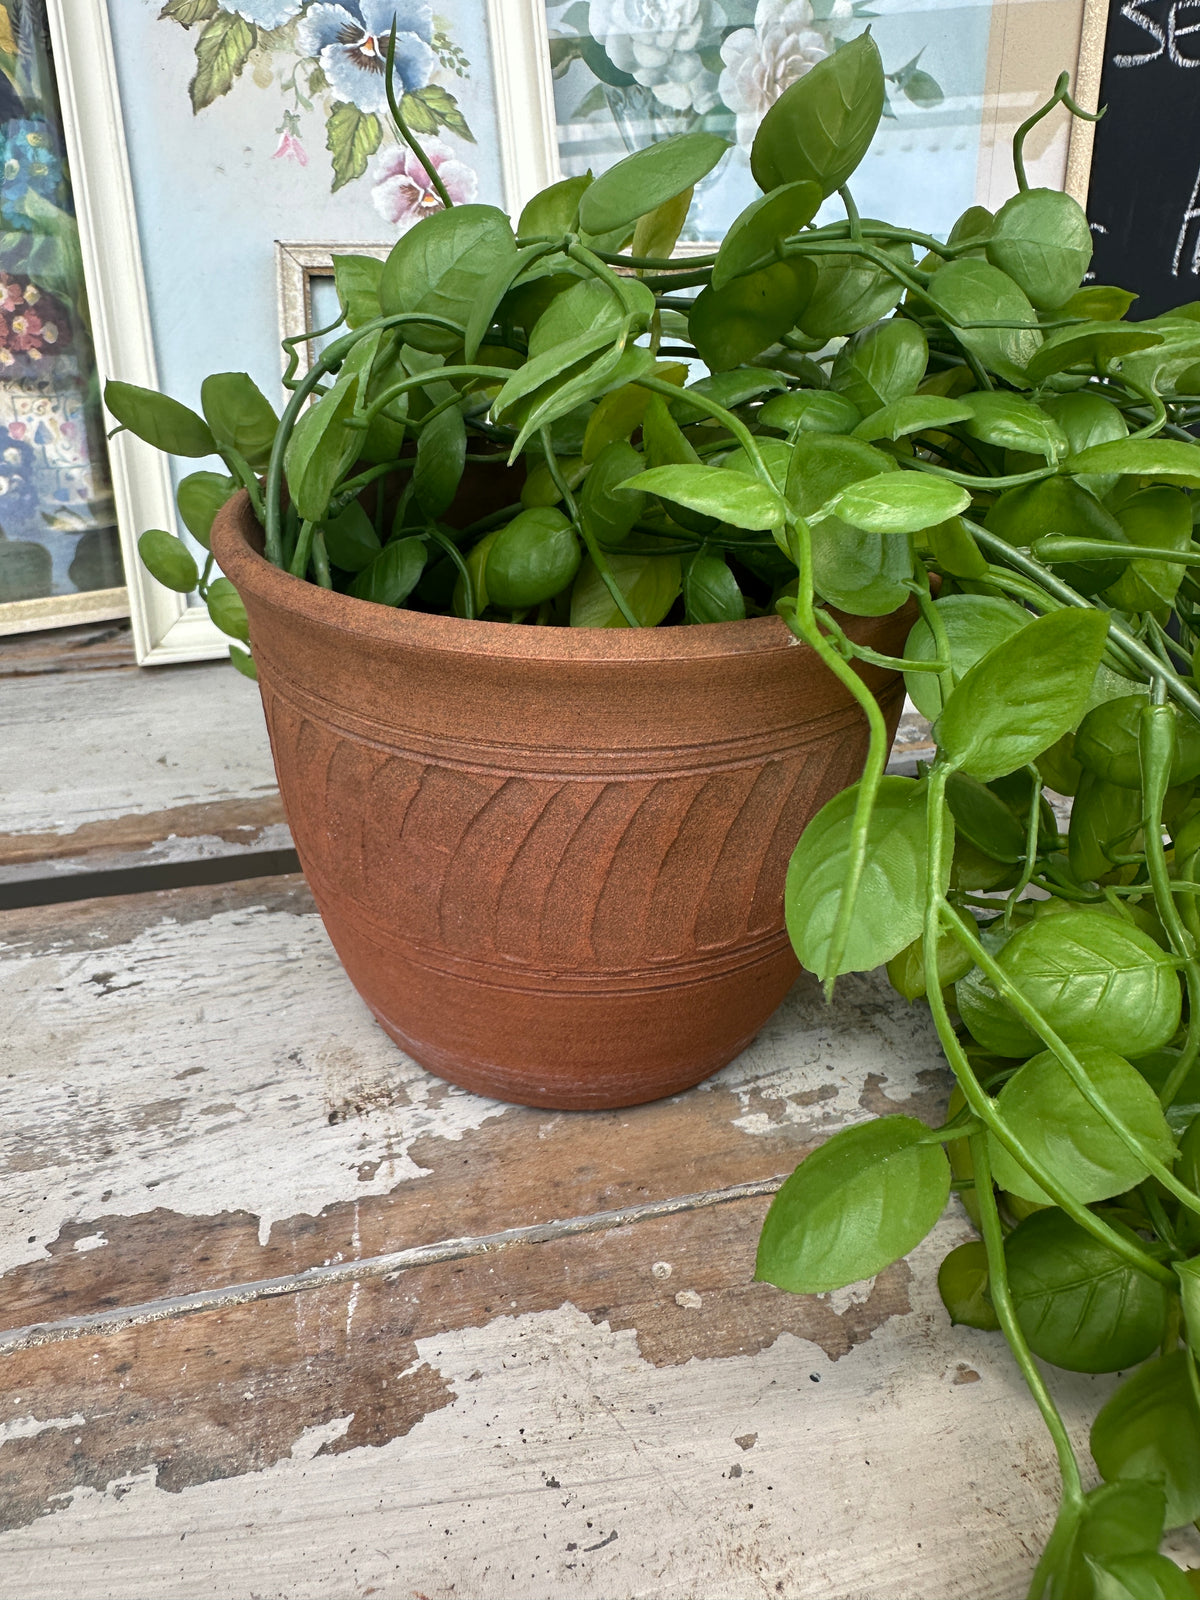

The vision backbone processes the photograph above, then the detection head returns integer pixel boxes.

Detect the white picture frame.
[44,0,224,665]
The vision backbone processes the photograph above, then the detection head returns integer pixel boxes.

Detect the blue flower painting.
[159,0,476,192]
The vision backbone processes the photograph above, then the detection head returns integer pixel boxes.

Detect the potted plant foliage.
[111,30,1200,1590]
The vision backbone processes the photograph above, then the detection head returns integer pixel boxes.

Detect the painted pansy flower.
[297,1,436,114]
[370,139,477,229]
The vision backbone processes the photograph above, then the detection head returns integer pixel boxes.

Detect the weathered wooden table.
[0,626,1158,1599]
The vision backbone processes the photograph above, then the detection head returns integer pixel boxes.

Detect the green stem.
[971,1130,1085,1504]
[311,528,332,590]
[384,26,452,210]
[1013,70,1101,192]
[289,518,314,580]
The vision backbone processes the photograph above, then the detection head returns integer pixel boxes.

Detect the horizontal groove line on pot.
[260,671,894,781]
[304,864,796,991]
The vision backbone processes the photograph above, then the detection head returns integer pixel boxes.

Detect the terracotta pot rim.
[213,491,908,666]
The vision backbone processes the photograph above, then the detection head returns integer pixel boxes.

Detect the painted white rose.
[719,0,829,150]
[588,0,720,114]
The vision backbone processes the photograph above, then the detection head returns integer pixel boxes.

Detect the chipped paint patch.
[0,1413,84,1447]
[0,902,509,1275]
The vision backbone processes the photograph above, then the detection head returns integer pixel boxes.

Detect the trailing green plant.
[111,30,1200,1593]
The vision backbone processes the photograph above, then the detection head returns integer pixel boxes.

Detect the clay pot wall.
[213,494,913,1109]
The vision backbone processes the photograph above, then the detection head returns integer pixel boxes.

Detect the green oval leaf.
[712,180,823,290]
[413,403,467,518]
[206,576,250,643]
[853,394,973,443]
[990,1045,1177,1205]
[1092,1352,1200,1529]
[763,390,862,439]
[1025,321,1163,383]
[137,528,199,594]
[578,131,729,237]
[785,775,952,981]
[683,551,745,625]
[830,318,928,416]
[926,258,1042,386]
[935,607,1110,782]
[937,1240,999,1330]
[902,593,1029,720]
[175,471,234,553]
[688,259,813,373]
[1065,438,1200,488]
[569,550,681,628]
[486,508,580,609]
[200,372,278,470]
[996,910,1183,1060]
[1006,1209,1168,1372]
[959,391,1068,459]
[320,500,381,574]
[756,1115,951,1294]
[105,379,216,458]
[985,188,1093,311]
[632,464,787,531]
[750,32,885,199]
[826,474,969,534]
[348,535,428,608]
[283,370,362,524]
[379,204,517,354]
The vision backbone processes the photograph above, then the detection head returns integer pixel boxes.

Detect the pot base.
[316,889,799,1110]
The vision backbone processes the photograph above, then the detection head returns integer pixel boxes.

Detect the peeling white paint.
[71,1234,107,1254]
[0,1413,85,1447]
[2,1228,1195,1599]
[0,904,509,1275]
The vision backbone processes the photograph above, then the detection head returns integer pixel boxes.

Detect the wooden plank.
[0,620,135,678]
[0,1202,1179,1599]
[0,873,949,1329]
[0,662,281,869]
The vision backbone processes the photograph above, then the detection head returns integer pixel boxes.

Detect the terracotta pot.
[213,493,914,1110]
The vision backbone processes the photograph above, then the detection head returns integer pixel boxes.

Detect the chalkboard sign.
[1087,0,1200,318]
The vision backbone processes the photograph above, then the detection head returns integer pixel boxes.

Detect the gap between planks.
[0,1174,788,1355]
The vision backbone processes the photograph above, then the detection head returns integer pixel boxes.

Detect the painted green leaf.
[326,103,382,192]
[756,1115,950,1294]
[159,0,218,24]
[189,12,255,112]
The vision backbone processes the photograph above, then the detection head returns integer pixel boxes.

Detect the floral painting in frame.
[541,0,1097,246]
[0,0,124,636]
